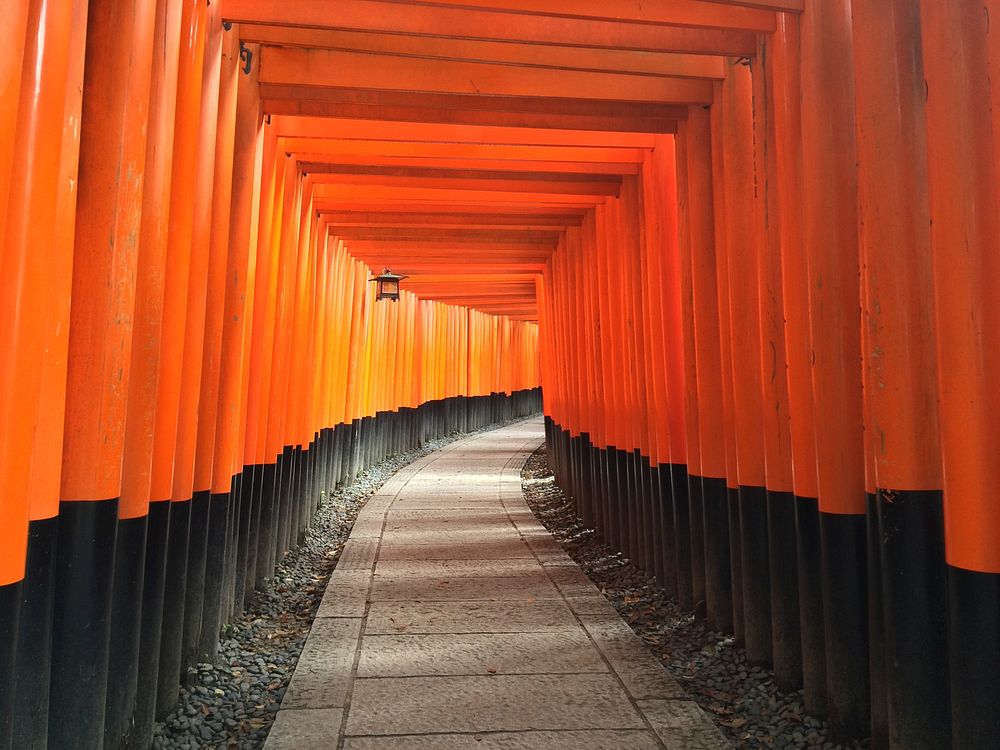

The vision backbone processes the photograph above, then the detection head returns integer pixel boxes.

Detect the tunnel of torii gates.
[0,0,998,749]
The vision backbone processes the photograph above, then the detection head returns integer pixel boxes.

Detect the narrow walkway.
[264,418,730,749]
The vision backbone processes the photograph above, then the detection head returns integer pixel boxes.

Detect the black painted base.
[866,492,888,750]
[796,496,827,717]
[728,486,744,645]
[11,515,57,750]
[48,499,119,749]
[739,484,772,665]
[688,473,706,619]
[104,515,147,750]
[131,499,170,750]
[767,489,801,691]
[156,498,191,719]
[820,510,870,741]
[671,463,693,611]
[702,476,732,634]
[876,488,949,749]
[182,490,210,666]
[655,466,677,596]
[0,580,21,750]
[948,565,1000,750]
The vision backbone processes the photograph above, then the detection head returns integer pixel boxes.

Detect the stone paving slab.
[267,419,732,749]
[356,630,607,677]
[579,613,689,700]
[281,618,363,709]
[343,729,661,749]
[345,673,647,736]
[315,569,370,618]
[638,699,731,749]
[369,571,562,602]
[364,600,582,635]
[264,708,344,750]
[335,538,379,571]
[374,558,546,578]
[376,539,534,560]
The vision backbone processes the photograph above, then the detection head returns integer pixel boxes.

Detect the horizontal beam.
[329,227,562,241]
[221,0,758,56]
[271,115,656,148]
[260,85,685,132]
[306,174,620,196]
[372,0,775,31]
[241,25,727,79]
[284,138,648,163]
[706,0,802,11]
[262,96,679,133]
[322,211,580,228]
[348,263,548,273]
[304,164,621,184]
[316,201,590,215]
[260,48,715,104]
[311,184,606,205]
[298,155,640,175]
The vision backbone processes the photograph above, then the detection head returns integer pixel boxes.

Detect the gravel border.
[152,423,519,750]
[521,446,870,750]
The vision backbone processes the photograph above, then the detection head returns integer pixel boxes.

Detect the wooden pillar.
[129,0,184,743]
[152,0,207,719]
[684,107,732,634]
[852,2,949,748]
[6,1,85,745]
[771,10,826,718]
[800,0,870,739]
[755,35,801,693]
[719,58,772,667]
[920,2,1000,747]
[51,0,156,743]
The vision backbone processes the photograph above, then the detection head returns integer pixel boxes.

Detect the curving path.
[264,417,730,750]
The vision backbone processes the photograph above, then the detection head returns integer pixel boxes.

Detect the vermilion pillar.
[673,126,697,612]
[708,88,743,644]
[6,1,85,746]
[771,11,826,717]
[51,0,156,744]
[800,0,870,738]
[684,107,732,634]
[755,36,801,693]
[130,0,183,744]
[921,2,1000,748]
[719,58,771,666]
[153,0,207,719]
[853,2,949,748]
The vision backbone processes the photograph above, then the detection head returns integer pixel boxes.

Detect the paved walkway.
[264,418,730,750]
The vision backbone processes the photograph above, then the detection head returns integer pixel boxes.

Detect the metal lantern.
[371,268,408,301]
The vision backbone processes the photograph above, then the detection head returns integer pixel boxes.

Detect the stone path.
[264,418,731,750]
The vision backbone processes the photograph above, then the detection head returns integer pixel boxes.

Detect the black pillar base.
[48,499,119,749]
[796,497,827,717]
[702,476,733,634]
[877,488,950,749]
[739,484,772,665]
[767,489,802,691]
[104,514,148,750]
[0,579,20,750]
[948,565,1000,750]
[819,510,870,741]
[11,516,57,750]
[156,498,191,719]
[132,499,171,750]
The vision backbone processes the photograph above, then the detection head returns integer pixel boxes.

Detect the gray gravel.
[151,423,517,750]
[520,446,870,750]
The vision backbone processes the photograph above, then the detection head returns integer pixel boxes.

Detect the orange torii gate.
[0,2,997,750]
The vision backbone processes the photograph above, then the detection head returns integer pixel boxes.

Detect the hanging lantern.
[371,268,408,301]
